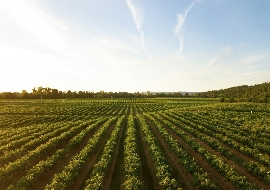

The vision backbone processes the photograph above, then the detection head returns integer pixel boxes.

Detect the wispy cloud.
[171,0,197,53]
[125,0,148,57]
[242,54,267,64]
[207,46,232,66]
[207,57,219,66]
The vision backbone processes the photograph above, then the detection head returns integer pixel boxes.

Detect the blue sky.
[1,0,270,93]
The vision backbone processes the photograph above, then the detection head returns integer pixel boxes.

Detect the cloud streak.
[125,0,148,57]
[171,0,197,53]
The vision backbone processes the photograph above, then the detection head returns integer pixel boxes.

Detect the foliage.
[1,99,269,189]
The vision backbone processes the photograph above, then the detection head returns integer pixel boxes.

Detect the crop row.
[144,113,218,189]
[167,111,270,185]
[174,111,270,168]
[122,115,145,189]
[82,116,125,189]
[137,115,181,189]
[0,99,201,117]
[0,116,81,153]
[44,117,117,189]
[7,117,107,189]
[162,111,270,184]
[191,111,270,154]
[0,118,103,183]
[0,119,90,166]
[159,111,259,189]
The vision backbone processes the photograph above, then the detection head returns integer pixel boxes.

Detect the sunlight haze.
[1,0,270,93]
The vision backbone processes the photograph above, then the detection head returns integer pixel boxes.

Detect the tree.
[146,91,152,97]
[21,90,29,99]
[32,87,38,98]
[66,90,72,98]
[32,87,37,94]
[52,89,59,99]
[44,87,52,98]
[72,91,78,98]
[37,86,44,100]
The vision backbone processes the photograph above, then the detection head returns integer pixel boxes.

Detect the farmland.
[0,99,270,190]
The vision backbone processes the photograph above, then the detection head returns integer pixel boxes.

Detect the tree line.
[2,81,269,102]
[194,82,270,103]
[0,87,187,99]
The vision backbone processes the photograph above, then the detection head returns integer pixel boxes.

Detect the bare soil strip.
[135,117,161,190]
[185,127,270,189]
[102,118,126,190]
[185,113,268,166]
[30,120,105,190]
[181,113,265,161]
[144,117,197,190]
[158,114,236,190]
[68,120,117,190]
[178,115,270,189]
[2,120,99,190]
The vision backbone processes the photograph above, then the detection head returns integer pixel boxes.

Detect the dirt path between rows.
[157,113,236,190]
[144,116,197,190]
[135,117,162,190]
[176,114,270,189]
[32,120,106,190]
[69,120,117,190]
[1,120,97,190]
[183,113,269,165]
[103,118,126,190]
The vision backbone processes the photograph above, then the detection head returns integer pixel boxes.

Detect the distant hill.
[194,81,270,103]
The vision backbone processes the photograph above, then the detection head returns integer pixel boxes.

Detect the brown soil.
[103,118,126,190]
[1,120,97,190]
[4,111,269,190]
[68,120,117,190]
[178,115,270,189]
[144,116,201,189]
[135,117,162,190]
[31,120,105,190]
[157,113,236,190]
[189,129,270,190]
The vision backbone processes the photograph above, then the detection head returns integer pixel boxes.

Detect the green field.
[1,99,270,190]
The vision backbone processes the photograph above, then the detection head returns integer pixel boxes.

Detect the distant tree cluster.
[3,81,270,102]
[194,82,270,103]
[0,87,186,99]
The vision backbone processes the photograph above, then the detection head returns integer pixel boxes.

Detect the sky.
[1,0,270,93]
